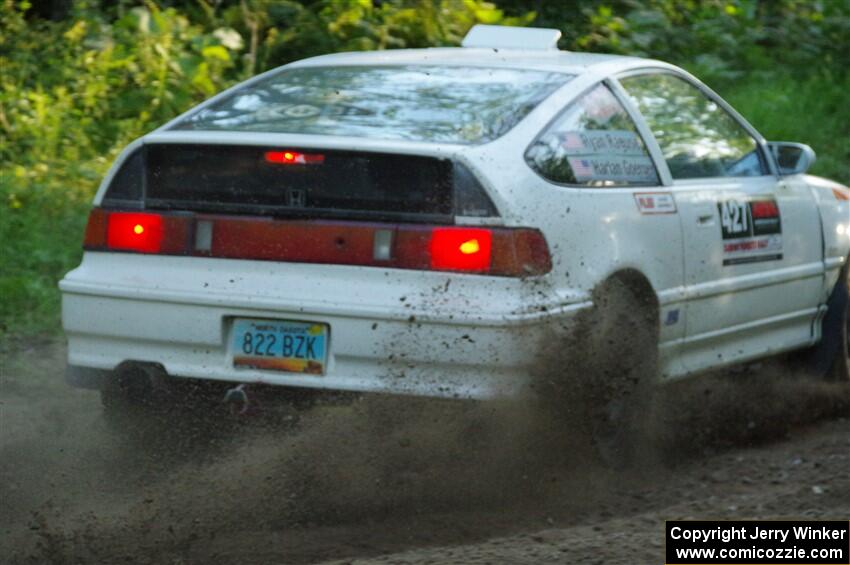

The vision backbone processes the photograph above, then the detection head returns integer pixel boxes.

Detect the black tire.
[584,277,660,467]
[100,363,175,431]
[812,260,850,382]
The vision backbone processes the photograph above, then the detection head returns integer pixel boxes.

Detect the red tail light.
[264,150,325,165]
[83,208,109,248]
[106,213,164,253]
[83,209,551,277]
[430,228,493,272]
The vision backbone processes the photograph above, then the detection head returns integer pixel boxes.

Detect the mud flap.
[808,269,848,376]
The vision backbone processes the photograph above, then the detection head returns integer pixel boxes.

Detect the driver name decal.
[567,155,658,184]
[560,130,648,156]
[718,196,783,266]
[560,129,659,184]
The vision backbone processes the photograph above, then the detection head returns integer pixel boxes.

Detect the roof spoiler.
[461,24,561,50]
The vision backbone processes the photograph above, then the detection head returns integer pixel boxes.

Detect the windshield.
[171,65,573,144]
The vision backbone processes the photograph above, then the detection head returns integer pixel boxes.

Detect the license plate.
[231,318,328,375]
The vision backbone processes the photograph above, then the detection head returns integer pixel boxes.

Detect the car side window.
[619,73,767,180]
[525,84,659,187]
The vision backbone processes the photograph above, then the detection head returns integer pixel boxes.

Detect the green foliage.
[214,0,532,77]
[0,0,525,334]
[497,0,850,81]
[1,0,245,333]
[0,0,848,336]
[720,72,850,184]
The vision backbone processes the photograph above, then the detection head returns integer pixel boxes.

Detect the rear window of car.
[171,65,573,144]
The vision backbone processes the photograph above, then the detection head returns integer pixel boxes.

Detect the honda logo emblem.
[288,189,306,208]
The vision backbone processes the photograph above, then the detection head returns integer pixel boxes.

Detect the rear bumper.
[60,255,590,399]
[62,290,588,398]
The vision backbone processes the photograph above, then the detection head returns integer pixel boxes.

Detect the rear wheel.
[584,277,660,467]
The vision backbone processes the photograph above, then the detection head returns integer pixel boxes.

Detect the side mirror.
[767,142,816,176]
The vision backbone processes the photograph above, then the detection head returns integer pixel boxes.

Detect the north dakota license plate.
[231,318,328,375]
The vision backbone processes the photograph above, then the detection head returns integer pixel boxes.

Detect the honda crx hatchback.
[61,25,850,441]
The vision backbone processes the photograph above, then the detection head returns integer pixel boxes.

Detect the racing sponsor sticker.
[635,191,677,214]
[559,130,648,156]
[567,155,658,184]
[718,196,783,266]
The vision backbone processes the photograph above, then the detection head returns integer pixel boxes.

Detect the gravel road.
[1,339,848,564]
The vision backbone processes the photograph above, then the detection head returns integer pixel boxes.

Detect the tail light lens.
[105,213,164,253]
[264,150,326,165]
[83,209,551,277]
[430,228,493,272]
[84,210,190,255]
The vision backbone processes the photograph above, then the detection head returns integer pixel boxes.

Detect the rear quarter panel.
[462,138,687,353]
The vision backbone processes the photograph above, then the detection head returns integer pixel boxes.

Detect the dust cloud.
[1,341,848,564]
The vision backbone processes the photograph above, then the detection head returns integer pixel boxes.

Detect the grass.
[0,72,847,338]
[716,72,850,185]
[0,175,92,336]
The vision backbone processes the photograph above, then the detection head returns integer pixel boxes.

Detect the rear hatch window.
[170,65,572,145]
[103,144,497,223]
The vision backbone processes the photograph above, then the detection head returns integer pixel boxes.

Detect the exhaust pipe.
[223,384,251,415]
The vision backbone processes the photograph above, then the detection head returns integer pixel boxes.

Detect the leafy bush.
[498,0,850,80]
[1,0,244,332]
[0,0,848,335]
[0,0,526,334]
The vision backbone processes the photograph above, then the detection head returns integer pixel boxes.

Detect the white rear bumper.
[61,253,590,399]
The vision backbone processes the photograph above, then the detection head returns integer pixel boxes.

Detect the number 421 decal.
[719,199,749,237]
[717,197,781,241]
[717,196,783,266]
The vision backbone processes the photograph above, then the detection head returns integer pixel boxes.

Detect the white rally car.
[61,25,850,431]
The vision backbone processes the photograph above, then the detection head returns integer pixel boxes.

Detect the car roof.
[287,47,670,77]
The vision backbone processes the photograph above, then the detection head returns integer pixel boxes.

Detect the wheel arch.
[593,268,660,317]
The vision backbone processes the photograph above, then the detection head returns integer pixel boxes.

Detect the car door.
[617,71,824,372]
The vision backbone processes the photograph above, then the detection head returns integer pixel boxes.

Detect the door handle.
[697,214,715,225]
